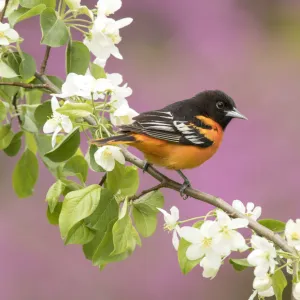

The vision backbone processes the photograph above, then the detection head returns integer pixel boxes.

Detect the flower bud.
[253,275,272,292]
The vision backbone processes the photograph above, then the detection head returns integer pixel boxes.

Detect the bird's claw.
[180,180,191,200]
[143,162,150,173]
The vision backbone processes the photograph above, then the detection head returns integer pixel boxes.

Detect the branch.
[40,46,51,75]
[12,93,22,125]
[130,181,167,201]
[0,82,51,89]
[0,0,9,22]
[34,71,61,93]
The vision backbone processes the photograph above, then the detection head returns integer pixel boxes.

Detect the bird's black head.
[191,90,247,129]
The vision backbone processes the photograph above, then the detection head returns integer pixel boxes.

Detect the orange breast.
[131,118,223,170]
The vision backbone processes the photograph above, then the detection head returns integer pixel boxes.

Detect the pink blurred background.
[1,0,300,299]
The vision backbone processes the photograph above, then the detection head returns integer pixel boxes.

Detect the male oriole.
[92,90,247,196]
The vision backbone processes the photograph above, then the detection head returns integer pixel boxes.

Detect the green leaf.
[85,188,118,230]
[86,144,105,172]
[0,60,18,78]
[19,53,36,80]
[4,131,23,157]
[5,0,19,18]
[12,148,39,198]
[133,191,164,214]
[8,5,46,27]
[0,124,14,150]
[25,131,37,154]
[106,163,139,197]
[132,207,157,238]
[90,63,106,79]
[45,127,80,162]
[25,89,43,105]
[22,114,38,133]
[66,41,90,75]
[59,184,101,239]
[46,180,65,213]
[56,102,93,118]
[193,220,204,228]
[63,155,88,183]
[65,221,95,245]
[178,238,201,274]
[259,219,286,232]
[0,100,7,121]
[47,202,62,225]
[20,0,55,9]
[34,100,52,127]
[272,269,287,300]
[40,8,69,47]
[229,258,252,272]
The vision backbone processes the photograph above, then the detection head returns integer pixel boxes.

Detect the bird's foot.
[180,179,191,200]
[143,162,151,173]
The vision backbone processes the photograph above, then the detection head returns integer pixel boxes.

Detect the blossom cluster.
[158,200,300,300]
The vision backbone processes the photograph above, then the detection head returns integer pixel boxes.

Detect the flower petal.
[51,126,62,148]
[0,36,9,45]
[61,117,73,133]
[43,118,58,133]
[180,226,202,244]
[111,148,125,165]
[216,210,231,226]
[170,206,179,222]
[186,244,204,260]
[172,230,179,251]
[116,17,133,29]
[5,28,19,40]
[229,218,249,229]
[50,96,60,112]
[232,200,246,214]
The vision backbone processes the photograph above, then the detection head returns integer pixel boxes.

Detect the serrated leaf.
[85,188,118,230]
[106,163,139,197]
[259,219,286,232]
[90,63,106,79]
[45,127,80,162]
[66,41,90,75]
[59,184,101,239]
[56,102,93,118]
[47,202,62,225]
[40,8,69,47]
[46,180,65,213]
[0,124,14,150]
[133,191,164,214]
[132,207,157,238]
[8,5,46,27]
[4,131,23,157]
[229,258,252,271]
[86,144,105,172]
[19,53,36,80]
[65,221,95,245]
[63,155,88,183]
[178,238,201,274]
[12,148,39,198]
[20,0,55,8]
[272,269,287,300]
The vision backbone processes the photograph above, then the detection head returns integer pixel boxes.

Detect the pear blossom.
[249,286,275,300]
[232,200,262,221]
[43,97,73,147]
[199,253,222,279]
[214,210,249,255]
[285,219,300,250]
[110,103,138,126]
[247,235,277,277]
[97,0,122,16]
[94,145,125,171]
[293,282,300,300]
[253,274,272,292]
[0,22,19,45]
[157,206,180,250]
[84,14,132,63]
[94,57,106,68]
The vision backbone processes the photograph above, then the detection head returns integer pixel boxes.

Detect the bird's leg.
[176,170,191,199]
[143,161,151,173]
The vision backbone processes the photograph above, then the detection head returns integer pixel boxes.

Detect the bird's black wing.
[120,110,213,147]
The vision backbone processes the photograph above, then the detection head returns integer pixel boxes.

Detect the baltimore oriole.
[92,90,247,196]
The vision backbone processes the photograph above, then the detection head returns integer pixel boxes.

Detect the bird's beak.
[225,107,248,120]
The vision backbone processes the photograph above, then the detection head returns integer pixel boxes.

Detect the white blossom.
[247,235,277,277]
[157,206,180,250]
[110,103,138,126]
[0,0,5,12]
[43,97,73,147]
[84,14,132,63]
[97,0,122,16]
[293,282,300,300]
[285,219,300,251]
[94,145,125,171]
[249,286,275,300]
[232,200,262,221]
[0,22,19,45]
[199,253,222,279]
[253,274,272,292]
[214,210,249,255]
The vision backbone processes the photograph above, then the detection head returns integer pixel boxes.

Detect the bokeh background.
[1,0,300,299]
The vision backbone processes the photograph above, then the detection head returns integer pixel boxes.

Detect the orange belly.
[131,133,222,170]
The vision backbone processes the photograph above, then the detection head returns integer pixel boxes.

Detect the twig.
[0,0,9,22]
[0,82,51,89]
[130,181,167,201]
[40,46,51,75]
[34,72,60,93]
[99,173,107,186]
[12,93,22,125]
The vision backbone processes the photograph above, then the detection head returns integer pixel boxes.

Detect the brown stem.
[0,82,51,89]
[12,93,22,125]
[130,181,167,201]
[99,173,107,186]
[0,0,9,22]
[34,71,60,93]
[40,46,51,75]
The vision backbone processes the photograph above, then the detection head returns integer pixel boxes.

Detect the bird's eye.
[216,101,225,109]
